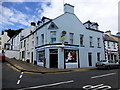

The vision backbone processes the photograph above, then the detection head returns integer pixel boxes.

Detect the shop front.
[36,44,79,69]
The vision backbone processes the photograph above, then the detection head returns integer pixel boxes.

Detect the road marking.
[83,84,111,90]
[17,72,24,85]
[91,73,116,79]
[18,80,74,90]
[19,75,23,78]
[17,80,21,85]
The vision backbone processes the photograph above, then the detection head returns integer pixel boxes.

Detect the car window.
[100,60,107,62]
[108,60,113,63]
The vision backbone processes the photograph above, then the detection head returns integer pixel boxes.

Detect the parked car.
[96,60,120,69]
[0,53,5,62]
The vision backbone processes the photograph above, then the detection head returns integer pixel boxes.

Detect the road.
[2,62,120,89]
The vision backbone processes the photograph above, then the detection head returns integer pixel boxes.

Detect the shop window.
[38,50,45,62]
[65,50,77,63]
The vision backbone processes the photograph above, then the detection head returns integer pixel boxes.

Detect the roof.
[83,20,99,26]
[104,34,118,42]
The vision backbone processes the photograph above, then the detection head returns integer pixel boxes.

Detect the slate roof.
[104,34,118,42]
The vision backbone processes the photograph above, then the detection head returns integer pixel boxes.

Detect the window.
[27,52,30,58]
[21,42,23,48]
[0,37,1,40]
[70,33,74,44]
[50,31,56,43]
[80,34,84,46]
[97,53,100,61]
[38,50,45,62]
[90,36,93,47]
[36,36,38,45]
[0,41,1,45]
[97,38,100,47]
[27,43,29,50]
[24,40,26,47]
[32,41,34,47]
[88,53,92,66]
[113,42,116,49]
[65,50,77,63]
[41,34,44,44]
[22,51,25,59]
[107,41,110,49]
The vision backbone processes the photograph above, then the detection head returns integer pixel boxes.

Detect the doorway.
[31,52,33,63]
[49,49,58,68]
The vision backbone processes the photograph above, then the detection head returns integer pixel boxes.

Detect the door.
[31,52,33,63]
[49,49,58,68]
[88,53,92,66]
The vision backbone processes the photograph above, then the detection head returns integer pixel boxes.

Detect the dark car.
[96,60,120,69]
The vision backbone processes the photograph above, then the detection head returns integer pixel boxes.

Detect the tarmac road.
[2,62,120,89]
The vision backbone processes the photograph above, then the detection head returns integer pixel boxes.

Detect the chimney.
[64,3,74,14]
[31,22,36,26]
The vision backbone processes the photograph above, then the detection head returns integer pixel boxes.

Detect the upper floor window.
[90,36,93,47]
[24,40,26,47]
[50,31,56,43]
[32,41,34,47]
[80,34,84,47]
[0,41,1,45]
[0,37,1,40]
[97,38,100,48]
[36,36,38,45]
[41,34,44,45]
[21,42,23,48]
[107,41,110,49]
[113,42,116,49]
[70,33,74,44]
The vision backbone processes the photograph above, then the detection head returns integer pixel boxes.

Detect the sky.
[0,0,120,35]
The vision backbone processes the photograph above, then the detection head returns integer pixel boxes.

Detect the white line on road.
[91,73,116,79]
[19,75,23,78]
[17,80,21,85]
[18,80,74,90]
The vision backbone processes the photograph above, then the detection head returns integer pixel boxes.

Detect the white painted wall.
[5,50,19,59]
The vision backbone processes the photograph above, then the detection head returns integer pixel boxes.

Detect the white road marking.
[17,80,21,85]
[83,84,111,90]
[91,73,116,79]
[19,75,23,78]
[18,80,74,90]
[21,72,24,74]
[17,72,24,85]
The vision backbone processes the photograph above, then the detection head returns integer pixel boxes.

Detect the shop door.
[49,49,58,68]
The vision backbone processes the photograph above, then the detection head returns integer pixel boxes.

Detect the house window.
[22,51,25,59]
[0,41,1,45]
[90,36,93,47]
[70,33,74,44]
[80,34,84,46]
[27,43,29,50]
[38,50,45,62]
[41,34,44,45]
[107,41,110,49]
[36,36,38,45]
[113,42,116,49]
[50,31,56,43]
[65,50,77,63]
[97,53,100,61]
[0,37,1,40]
[24,40,26,47]
[32,41,34,47]
[21,42,23,48]
[88,53,92,66]
[97,38,101,48]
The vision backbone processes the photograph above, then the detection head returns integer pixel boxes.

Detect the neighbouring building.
[105,31,120,60]
[0,32,10,50]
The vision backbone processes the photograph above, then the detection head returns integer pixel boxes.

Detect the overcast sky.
[0,0,120,35]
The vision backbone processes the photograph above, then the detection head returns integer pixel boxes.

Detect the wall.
[5,50,19,59]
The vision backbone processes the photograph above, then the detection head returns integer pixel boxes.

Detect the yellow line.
[6,63,20,72]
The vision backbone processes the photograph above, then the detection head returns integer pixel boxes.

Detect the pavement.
[4,57,96,74]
